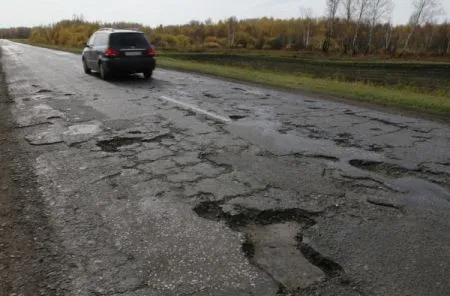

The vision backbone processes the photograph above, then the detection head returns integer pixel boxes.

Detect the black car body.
[82,29,156,80]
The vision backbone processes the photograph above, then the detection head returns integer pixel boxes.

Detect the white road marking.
[160,95,231,123]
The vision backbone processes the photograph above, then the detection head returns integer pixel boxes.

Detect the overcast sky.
[0,0,448,28]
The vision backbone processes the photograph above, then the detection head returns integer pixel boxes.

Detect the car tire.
[143,71,153,80]
[83,58,91,74]
[99,62,110,81]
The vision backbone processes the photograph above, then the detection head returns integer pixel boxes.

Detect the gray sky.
[0,0,448,28]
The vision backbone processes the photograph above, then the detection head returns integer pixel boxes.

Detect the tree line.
[0,0,448,56]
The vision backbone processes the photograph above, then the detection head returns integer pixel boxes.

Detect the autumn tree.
[403,0,444,51]
[227,17,238,47]
[300,7,314,49]
[341,0,355,53]
[324,0,341,52]
[367,0,394,53]
[4,9,450,55]
[352,0,370,53]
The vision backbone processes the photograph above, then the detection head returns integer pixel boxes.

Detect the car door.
[85,34,96,69]
[92,33,108,71]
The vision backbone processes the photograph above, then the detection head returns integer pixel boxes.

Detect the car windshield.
[109,33,149,48]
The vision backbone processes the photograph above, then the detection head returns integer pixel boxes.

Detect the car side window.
[87,34,96,47]
[94,33,108,47]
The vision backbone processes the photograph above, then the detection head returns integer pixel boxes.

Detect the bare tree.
[227,17,238,48]
[205,18,213,26]
[367,0,394,53]
[341,0,355,22]
[352,0,370,53]
[384,22,393,51]
[326,0,341,37]
[442,20,450,54]
[324,0,341,52]
[403,0,444,51]
[341,0,355,53]
[424,23,436,51]
[300,7,314,48]
[447,31,450,54]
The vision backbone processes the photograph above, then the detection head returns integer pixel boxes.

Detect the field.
[9,39,450,117]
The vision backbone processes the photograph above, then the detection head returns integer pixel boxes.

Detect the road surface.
[0,40,449,296]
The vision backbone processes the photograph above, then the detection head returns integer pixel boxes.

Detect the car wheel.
[143,71,153,80]
[83,59,91,74]
[99,63,110,80]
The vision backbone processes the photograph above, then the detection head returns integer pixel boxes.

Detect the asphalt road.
[1,39,449,296]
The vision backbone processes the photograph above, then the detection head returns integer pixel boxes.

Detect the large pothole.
[96,133,174,152]
[349,159,414,177]
[193,201,342,292]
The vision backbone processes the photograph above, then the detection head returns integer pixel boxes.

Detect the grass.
[9,39,450,117]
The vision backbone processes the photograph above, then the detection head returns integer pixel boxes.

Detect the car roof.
[96,28,144,34]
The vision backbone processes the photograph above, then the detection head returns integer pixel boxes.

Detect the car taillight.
[104,48,120,57]
[147,46,156,57]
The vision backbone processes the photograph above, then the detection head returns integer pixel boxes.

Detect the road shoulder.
[0,48,66,295]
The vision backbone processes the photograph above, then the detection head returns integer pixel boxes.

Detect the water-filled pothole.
[193,201,340,292]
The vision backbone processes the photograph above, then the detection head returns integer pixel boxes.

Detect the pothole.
[233,87,246,92]
[349,159,414,177]
[367,144,384,152]
[229,115,248,121]
[299,237,344,277]
[348,159,450,192]
[97,137,141,152]
[36,89,52,93]
[333,133,354,147]
[202,92,220,99]
[193,201,335,292]
[96,133,173,152]
[193,201,316,228]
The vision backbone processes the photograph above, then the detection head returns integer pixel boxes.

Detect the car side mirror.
[84,42,90,48]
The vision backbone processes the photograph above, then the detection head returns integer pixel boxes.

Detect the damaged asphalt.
[0,40,449,296]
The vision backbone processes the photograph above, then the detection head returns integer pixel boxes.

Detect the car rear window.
[110,33,149,48]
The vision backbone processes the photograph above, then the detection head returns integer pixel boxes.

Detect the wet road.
[1,39,450,296]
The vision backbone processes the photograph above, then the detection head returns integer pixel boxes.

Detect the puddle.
[247,222,326,289]
[226,121,381,160]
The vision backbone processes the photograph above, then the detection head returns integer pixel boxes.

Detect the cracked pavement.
[1,40,450,296]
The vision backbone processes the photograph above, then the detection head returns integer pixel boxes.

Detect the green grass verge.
[9,39,450,117]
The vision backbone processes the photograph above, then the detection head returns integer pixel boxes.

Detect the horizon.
[0,0,448,29]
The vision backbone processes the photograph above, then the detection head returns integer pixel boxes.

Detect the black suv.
[82,28,156,80]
